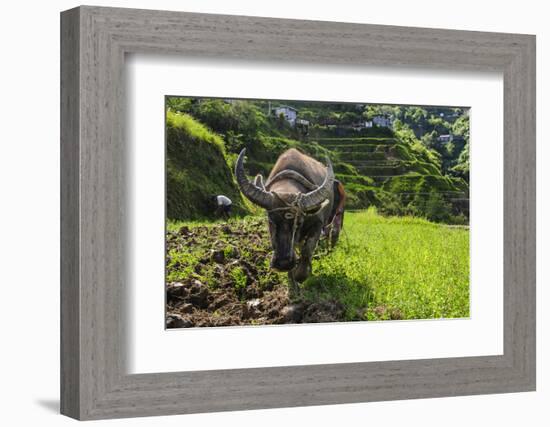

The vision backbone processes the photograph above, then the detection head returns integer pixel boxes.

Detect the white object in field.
[216,195,232,207]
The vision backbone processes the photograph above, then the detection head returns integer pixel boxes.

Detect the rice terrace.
[165,97,470,328]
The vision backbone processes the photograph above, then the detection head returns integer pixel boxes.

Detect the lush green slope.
[166,98,469,223]
[166,111,251,220]
[312,135,468,221]
[306,208,470,320]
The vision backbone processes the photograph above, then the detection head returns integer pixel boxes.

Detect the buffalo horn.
[235,149,275,209]
[300,158,334,211]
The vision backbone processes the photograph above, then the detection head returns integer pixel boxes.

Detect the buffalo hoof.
[287,272,301,301]
[282,303,304,323]
[293,263,311,283]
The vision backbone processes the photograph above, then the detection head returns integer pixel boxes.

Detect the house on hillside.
[439,111,461,120]
[273,105,298,125]
[272,105,310,134]
[437,134,454,143]
[372,115,393,129]
[295,118,310,135]
[351,120,373,131]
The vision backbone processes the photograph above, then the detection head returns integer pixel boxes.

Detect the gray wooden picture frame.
[60,5,536,421]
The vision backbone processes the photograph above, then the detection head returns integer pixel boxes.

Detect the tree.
[452,113,470,141]
[166,97,193,112]
[421,130,438,149]
[404,106,428,123]
[452,143,470,181]
[298,110,315,122]
[424,192,452,223]
[362,105,400,120]
[427,115,451,134]
[340,111,360,125]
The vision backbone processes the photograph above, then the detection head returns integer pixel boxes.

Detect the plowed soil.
[165,218,345,328]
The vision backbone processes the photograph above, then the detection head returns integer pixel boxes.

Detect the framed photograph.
[61,6,536,420]
[164,97,471,329]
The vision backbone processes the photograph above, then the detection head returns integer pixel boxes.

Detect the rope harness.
[265,169,332,259]
[267,192,308,260]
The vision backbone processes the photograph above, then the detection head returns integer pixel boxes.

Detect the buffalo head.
[235,148,334,273]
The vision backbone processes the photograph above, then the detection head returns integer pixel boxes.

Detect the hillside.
[314,135,468,220]
[166,98,469,224]
[166,111,251,220]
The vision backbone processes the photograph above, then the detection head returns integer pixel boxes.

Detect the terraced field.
[313,136,469,217]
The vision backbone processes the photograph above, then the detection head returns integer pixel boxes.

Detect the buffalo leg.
[294,229,321,283]
[287,270,301,300]
[330,211,344,247]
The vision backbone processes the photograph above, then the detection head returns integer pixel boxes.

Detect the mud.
[165,218,346,328]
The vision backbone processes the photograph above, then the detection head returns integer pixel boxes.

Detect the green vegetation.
[166,97,470,224]
[306,208,469,320]
[166,209,469,321]
[165,98,471,325]
[166,110,254,220]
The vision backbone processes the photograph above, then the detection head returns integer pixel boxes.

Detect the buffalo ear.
[254,174,265,190]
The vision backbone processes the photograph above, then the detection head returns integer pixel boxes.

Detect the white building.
[372,115,393,128]
[273,105,298,125]
[437,134,454,143]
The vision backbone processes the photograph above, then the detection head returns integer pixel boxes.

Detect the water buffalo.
[235,148,345,295]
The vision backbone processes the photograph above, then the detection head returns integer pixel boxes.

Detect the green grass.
[166,110,225,152]
[303,208,470,320]
[166,208,470,322]
[166,110,254,220]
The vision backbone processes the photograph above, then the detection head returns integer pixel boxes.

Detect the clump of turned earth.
[165,218,346,328]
